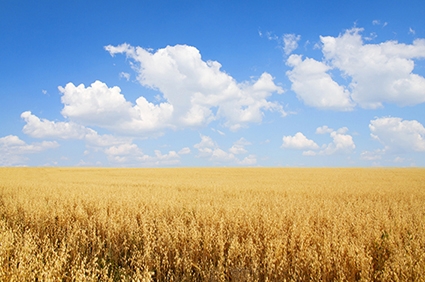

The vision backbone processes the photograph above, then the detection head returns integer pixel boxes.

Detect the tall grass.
[1,167,424,281]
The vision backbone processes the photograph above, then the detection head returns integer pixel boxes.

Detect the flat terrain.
[1,167,424,281]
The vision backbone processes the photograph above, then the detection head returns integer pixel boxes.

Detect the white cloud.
[136,150,181,166]
[211,128,226,136]
[302,150,317,156]
[21,111,89,139]
[59,80,174,134]
[105,44,284,131]
[0,135,58,153]
[364,32,377,41]
[120,72,130,81]
[194,135,257,165]
[316,125,334,134]
[210,148,238,163]
[319,130,355,155]
[283,34,301,55]
[0,135,59,166]
[369,117,425,153]
[84,137,184,166]
[20,112,148,166]
[281,132,320,150]
[154,150,179,160]
[21,43,285,159]
[264,31,278,41]
[84,130,132,147]
[238,155,257,165]
[101,142,183,166]
[76,159,93,167]
[209,148,256,165]
[104,143,142,156]
[289,127,355,156]
[360,150,382,161]
[394,156,405,163]
[194,134,217,151]
[178,147,191,155]
[286,55,355,111]
[336,127,349,134]
[372,20,387,27]
[228,146,247,155]
[229,137,252,155]
[60,81,134,126]
[409,28,416,35]
[264,32,301,56]
[286,27,425,111]
[321,28,425,109]
[1,135,26,147]
[21,111,132,148]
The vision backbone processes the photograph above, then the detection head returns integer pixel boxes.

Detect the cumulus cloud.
[228,146,247,155]
[79,134,188,166]
[319,130,355,155]
[178,147,191,155]
[104,143,141,156]
[21,111,89,139]
[60,81,134,126]
[316,125,334,134]
[19,43,285,169]
[321,28,425,109]
[0,135,59,166]
[20,111,156,166]
[105,44,284,131]
[360,150,382,161]
[229,137,252,154]
[84,130,132,147]
[281,132,320,150]
[336,127,349,134]
[120,72,130,81]
[101,141,186,166]
[393,156,405,163]
[21,111,132,147]
[286,55,355,111]
[286,27,425,110]
[285,127,355,156]
[302,150,317,156]
[369,117,425,153]
[59,81,174,134]
[194,134,217,157]
[283,34,301,55]
[194,135,256,165]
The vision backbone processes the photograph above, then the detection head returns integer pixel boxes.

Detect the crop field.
[0,167,424,281]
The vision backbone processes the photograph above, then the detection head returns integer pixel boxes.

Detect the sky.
[1,0,425,167]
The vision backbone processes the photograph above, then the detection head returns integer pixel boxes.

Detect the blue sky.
[1,0,425,167]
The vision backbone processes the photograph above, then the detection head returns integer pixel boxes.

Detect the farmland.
[0,167,424,281]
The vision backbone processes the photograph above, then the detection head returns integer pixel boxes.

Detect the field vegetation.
[0,167,424,281]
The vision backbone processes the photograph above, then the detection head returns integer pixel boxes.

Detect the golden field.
[0,167,424,281]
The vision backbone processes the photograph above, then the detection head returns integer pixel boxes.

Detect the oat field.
[0,167,424,281]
